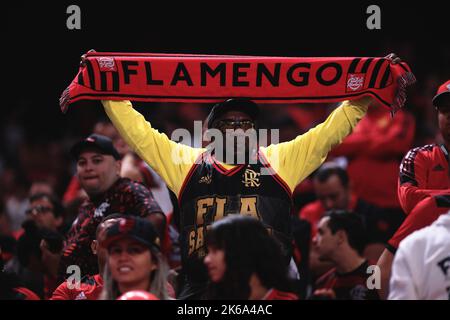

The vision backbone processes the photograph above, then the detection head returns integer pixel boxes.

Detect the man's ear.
[115,160,122,176]
[91,240,98,255]
[336,230,347,245]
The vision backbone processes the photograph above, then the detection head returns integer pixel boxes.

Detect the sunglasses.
[215,119,255,131]
[26,205,53,215]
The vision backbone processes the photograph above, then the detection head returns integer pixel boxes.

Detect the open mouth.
[117,265,133,274]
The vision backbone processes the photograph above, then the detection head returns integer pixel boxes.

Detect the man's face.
[314,175,350,211]
[313,217,338,262]
[76,149,121,197]
[26,197,62,231]
[212,111,256,164]
[438,103,450,144]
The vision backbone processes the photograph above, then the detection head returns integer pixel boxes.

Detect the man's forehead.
[78,148,111,159]
[217,110,253,120]
[31,197,52,205]
[438,104,450,113]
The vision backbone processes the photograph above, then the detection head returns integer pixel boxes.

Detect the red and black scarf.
[60,51,415,113]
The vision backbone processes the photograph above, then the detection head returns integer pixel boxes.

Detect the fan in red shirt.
[311,211,379,300]
[377,80,450,299]
[397,81,450,215]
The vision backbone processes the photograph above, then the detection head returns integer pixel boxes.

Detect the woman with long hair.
[204,215,298,300]
[99,215,169,300]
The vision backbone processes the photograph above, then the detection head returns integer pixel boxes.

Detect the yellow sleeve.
[102,100,205,197]
[261,99,369,193]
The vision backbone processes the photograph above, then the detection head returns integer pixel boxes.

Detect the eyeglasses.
[26,205,53,216]
[215,119,255,131]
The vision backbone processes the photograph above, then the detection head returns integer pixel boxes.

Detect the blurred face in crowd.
[108,238,156,292]
[26,196,62,231]
[438,102,450,144]
[76,149,121,197]
[204,246,226,283]
[212,111,256,164]
[313,217,339,262]
[314,174,350,211]
[94,122,130,156]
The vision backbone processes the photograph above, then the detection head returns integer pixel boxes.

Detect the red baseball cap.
[433,80,450,109]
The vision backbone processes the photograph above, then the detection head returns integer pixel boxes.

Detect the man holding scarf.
[68,53,404,299]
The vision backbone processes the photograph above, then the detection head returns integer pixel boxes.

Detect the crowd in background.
[0,44,449,300]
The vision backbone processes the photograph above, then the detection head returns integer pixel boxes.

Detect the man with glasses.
[101,89,378,299]
[25,193,64,233]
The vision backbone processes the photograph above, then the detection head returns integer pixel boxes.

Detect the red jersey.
[314,260,379,300]
[387,194,450,253]
[398,144,450,215]
[332,108,415,208]
[263,288,299,300]
[51,274,103,300]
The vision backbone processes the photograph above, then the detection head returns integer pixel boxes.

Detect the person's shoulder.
[405,144,439,158]
[116,177,150,194]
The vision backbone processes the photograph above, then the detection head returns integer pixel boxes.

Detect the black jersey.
[178,152,293,284]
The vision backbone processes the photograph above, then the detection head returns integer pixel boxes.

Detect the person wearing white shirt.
[389,210,450,300]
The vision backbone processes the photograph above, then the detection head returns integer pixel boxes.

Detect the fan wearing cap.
[397,80,450,215]
[102,94,374,299]
[57,134,165,282]
[99,56,406,299]
[376,80,450,299]
[98,215,169,300]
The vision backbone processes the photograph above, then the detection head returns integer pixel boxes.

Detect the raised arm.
[102,100,204,196]
[263,98,370,193]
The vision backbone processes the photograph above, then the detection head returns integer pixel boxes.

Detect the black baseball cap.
[433,80,450,109]
[100,215,160,251]
[206,98,259,129]
[70,134,121,160]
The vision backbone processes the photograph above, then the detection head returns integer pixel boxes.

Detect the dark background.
[2,1,448,195]
[4,1,448,136]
